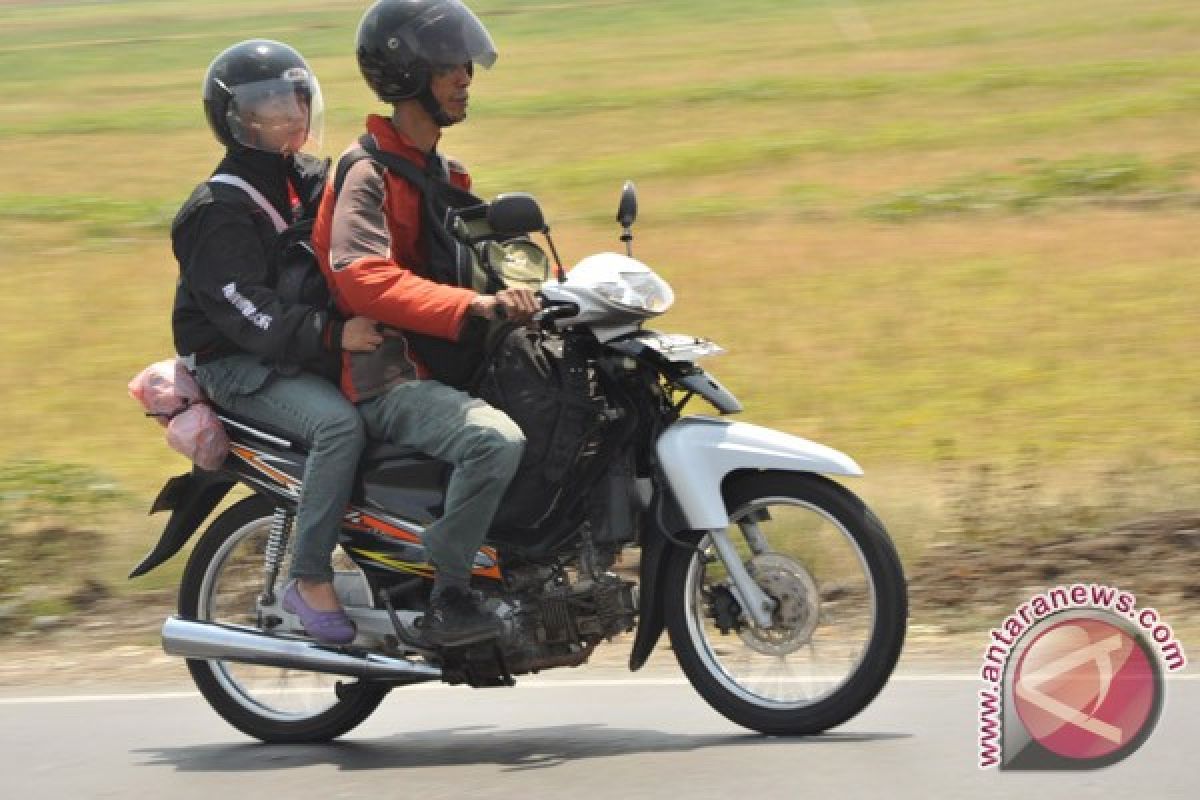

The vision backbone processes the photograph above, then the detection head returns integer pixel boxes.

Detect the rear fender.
[128,470,235,578]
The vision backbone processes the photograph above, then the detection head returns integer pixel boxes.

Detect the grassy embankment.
[0,0,1198,605]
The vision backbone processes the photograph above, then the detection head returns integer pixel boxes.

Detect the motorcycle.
[133,182,907,743]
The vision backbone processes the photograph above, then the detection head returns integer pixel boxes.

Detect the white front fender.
[656,416,863,530]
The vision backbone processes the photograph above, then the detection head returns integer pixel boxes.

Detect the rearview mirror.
[488,192,546,236]
[616,180,638,228]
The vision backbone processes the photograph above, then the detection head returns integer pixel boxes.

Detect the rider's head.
[355,0,497,127]
[203,39,324,156]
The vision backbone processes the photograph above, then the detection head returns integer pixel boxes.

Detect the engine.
[440,566,637,687]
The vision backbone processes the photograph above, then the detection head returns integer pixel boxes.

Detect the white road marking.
[0,672,1194,705]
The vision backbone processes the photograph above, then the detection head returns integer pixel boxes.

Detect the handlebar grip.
[533,301,581,327]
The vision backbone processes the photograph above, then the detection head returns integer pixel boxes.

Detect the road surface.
[3,669,1194,799]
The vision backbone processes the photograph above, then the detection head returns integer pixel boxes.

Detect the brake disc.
[737,553,820,656]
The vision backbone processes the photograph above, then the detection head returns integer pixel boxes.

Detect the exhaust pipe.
[162,616,442,683]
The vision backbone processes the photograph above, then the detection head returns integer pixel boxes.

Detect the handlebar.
[489,293,578,327]
[533,300,580,327]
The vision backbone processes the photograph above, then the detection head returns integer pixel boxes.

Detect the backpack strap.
[209,173,287,234]
[332,134,436,199]
[359,134,436,190]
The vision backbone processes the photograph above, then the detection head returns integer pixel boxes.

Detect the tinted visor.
[399,0,497,70]
[223,70,324,155]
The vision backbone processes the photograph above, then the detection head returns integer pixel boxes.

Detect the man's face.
[429,62,473,124]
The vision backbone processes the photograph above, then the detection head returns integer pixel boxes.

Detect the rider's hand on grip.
[470,289,541,323]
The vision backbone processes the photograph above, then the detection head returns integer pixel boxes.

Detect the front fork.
[709,515,777,629]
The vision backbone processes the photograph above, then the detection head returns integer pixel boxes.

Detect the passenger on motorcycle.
[313,0,538,646]
[171,39,383,645]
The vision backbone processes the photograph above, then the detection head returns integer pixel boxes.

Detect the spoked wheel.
[664,472,907,735]
[178,495,389,743]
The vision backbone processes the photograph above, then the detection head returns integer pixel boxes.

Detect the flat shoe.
[282,580,357,645]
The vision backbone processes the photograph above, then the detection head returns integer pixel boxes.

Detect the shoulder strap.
[332,135,433,196]
[335,134,476,201]
[209,173,287,234]
[359,134,432,191]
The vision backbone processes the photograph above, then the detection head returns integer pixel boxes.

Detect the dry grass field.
[0,0,1198,604]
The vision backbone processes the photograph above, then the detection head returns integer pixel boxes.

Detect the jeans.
[358,380,525,588]
[194,354,365,583]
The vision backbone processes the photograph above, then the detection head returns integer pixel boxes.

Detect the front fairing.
[540,252,673,342]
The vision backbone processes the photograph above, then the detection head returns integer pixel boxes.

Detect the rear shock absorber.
[260,507,294,606]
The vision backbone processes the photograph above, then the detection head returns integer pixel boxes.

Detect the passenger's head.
[203,39,324,155]
[355,0,497,127]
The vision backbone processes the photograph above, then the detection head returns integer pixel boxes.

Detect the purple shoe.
[282,580,357,645]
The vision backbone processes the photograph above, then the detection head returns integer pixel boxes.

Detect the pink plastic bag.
[165,404,230,471]
[129,359,230,470]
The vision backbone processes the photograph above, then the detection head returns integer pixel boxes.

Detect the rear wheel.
[664,472,906,735]
[179,495,389,743]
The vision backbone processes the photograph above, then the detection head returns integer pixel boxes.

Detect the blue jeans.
[194,354,365,582]
[358,380,525,588]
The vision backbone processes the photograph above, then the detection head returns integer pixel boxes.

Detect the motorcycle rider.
[312,0,538,646]
[172,39,384,645]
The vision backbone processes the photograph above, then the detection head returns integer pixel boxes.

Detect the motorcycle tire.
[663,471,907,736]
[179,495,390,743]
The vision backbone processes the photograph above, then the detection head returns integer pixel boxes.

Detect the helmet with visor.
[356,0,497,111]
[203,39,324,155]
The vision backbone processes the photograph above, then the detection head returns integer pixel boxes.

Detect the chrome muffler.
[162,616,442,683]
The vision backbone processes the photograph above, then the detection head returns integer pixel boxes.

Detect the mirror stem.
[543,227,567,283]
[621,227,633,257]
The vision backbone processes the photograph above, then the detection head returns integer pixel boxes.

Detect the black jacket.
[171,148,342,369]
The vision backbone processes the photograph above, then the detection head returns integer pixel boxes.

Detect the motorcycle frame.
[133,328,866,672]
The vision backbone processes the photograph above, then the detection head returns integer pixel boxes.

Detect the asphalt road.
[3,671,1195,799]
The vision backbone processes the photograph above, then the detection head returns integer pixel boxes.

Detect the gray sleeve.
[330,158,394,272]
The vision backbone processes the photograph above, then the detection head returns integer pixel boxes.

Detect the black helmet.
[356,0,497,106]
[202,39,325,154]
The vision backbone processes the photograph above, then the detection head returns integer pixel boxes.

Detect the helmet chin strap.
[418,86,458,128]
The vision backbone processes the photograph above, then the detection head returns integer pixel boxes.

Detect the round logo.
[1013,616,1160,762]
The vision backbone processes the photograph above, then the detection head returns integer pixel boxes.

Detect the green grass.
[0,0,1198,590]
[863,154,1198,220]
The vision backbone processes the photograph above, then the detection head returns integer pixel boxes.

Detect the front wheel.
[179,495,390,743]
[663,472,907,735]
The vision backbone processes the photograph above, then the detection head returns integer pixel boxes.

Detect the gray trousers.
[358,380,525,588]
[194,354,365,582]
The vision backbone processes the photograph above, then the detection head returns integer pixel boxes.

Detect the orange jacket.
[313,115,477,401]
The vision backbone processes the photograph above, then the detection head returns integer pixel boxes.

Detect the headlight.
[563,252,677,317]
[592,271,674,313]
